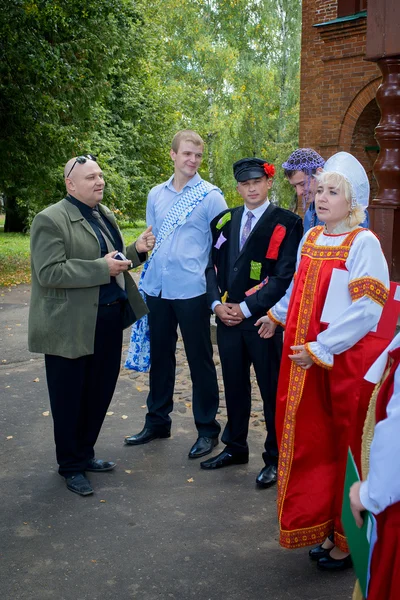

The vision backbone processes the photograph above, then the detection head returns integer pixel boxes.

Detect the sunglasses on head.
[66,154,97,178]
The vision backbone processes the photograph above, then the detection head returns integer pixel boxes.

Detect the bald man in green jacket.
[29,155,155,496]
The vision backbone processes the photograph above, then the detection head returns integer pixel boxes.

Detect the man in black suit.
[201,158,303,487]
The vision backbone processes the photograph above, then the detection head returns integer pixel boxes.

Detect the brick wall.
[299,0,381,171]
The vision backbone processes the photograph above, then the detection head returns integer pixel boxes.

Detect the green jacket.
[28,198,148,359]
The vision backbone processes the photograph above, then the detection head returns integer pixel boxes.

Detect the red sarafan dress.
[268,225,389,552]
[359,342,400,600]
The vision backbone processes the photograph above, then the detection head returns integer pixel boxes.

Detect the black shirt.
[66,195,127,305]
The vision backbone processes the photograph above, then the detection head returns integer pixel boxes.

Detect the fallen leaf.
[125,470,132,474]
[16,324,21,327]
[100,500,106,503]
[140,405,146,409]
[136,386,142,392]
[106,411,114,416]
[5,385,10,389]
[91,559,97,563]
[185,402,192,408]
[33,377,40,383]
[187,477,194,483]
[121,415,128,419]
[23,522,28,525]
[42,411,50,417]
[6,436,13,440]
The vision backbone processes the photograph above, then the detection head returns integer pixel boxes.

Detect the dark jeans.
[144,293,220,438]
[217,322,282,465]
[45,303,123,476]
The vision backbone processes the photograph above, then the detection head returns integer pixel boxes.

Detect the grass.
[0,213,146,288]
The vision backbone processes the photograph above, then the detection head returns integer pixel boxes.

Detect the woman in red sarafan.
[256,152,390,570]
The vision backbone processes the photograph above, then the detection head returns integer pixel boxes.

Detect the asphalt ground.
[0,285,355,600]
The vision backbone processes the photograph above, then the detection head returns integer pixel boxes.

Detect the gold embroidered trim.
[279,520,334,549]
[277,259,322,521]
[267,309,285,328]
[334,531,349,553]
[349,277,388,308]
[301,227,362,261]
[304,342,333,370]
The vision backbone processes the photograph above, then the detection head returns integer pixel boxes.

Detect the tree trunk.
[3,195,28,233]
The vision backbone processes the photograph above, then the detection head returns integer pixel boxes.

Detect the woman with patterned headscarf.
[256,152,389,570]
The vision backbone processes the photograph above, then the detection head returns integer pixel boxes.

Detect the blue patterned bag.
[125,180,218,372]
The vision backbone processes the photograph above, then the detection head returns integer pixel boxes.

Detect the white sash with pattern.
[125,179,220,372]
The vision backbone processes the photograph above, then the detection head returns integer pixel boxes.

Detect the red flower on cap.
[263,162,275,178]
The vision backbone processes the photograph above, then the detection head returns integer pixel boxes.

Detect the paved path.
[0,285,355,600]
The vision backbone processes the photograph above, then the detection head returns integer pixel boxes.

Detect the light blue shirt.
[212,199,270,317]
[142,173,227,300]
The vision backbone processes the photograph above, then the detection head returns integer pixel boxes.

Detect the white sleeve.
[310,231,389,366]
[268,231,305,327]
[359,364,400,514]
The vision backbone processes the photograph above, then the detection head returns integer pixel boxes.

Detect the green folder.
[342,448,376,598]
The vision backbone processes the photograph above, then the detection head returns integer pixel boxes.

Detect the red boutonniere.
[263,163,275,178]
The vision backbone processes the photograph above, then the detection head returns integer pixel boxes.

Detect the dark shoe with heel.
[309,544,332,561]
[317,553,353,571]
[188,436,218,459]
[124,427,171,446]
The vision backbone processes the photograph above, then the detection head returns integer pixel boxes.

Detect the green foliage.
[0,216,31,286]
[0,0,302,231]
[159,0,302,208]
[0,0,172,225]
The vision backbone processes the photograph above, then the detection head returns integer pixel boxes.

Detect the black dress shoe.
[86,458,116,472]
[200,450,249,470]
[309,544,333,561]
[317,553,353,571]
[256,465,277,488]
[188,436,218,459]
[124,427,171,446]
[65,473,93,496]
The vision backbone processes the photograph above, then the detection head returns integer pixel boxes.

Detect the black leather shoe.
[86,458,116,472]
[309,544,332,561]
[256,465,277,488]
[200,450,249,470]
[188,436,218,459]
[317,553,353,571]
[66,473,93,496]
[124,427,171,446]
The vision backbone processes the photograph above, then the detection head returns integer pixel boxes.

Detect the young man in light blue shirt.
[125,130,227,458]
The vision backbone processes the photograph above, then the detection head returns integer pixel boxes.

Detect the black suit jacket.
[206,203,303,329]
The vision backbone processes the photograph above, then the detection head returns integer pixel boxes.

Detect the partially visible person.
[282,148,369,230]
[202,158,302,486]
[124,130,227,459]
[29,155,155,496]
[350,331,400,600]
[256,152,389,569]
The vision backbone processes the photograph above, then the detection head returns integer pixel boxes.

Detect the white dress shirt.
[212,200,270,317]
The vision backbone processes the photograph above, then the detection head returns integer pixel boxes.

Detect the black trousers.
[45,303,123,476]
[144,293,220,438]
[217,322,282,465]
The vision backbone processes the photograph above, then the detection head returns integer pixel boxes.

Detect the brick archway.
[339,77,382,150]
